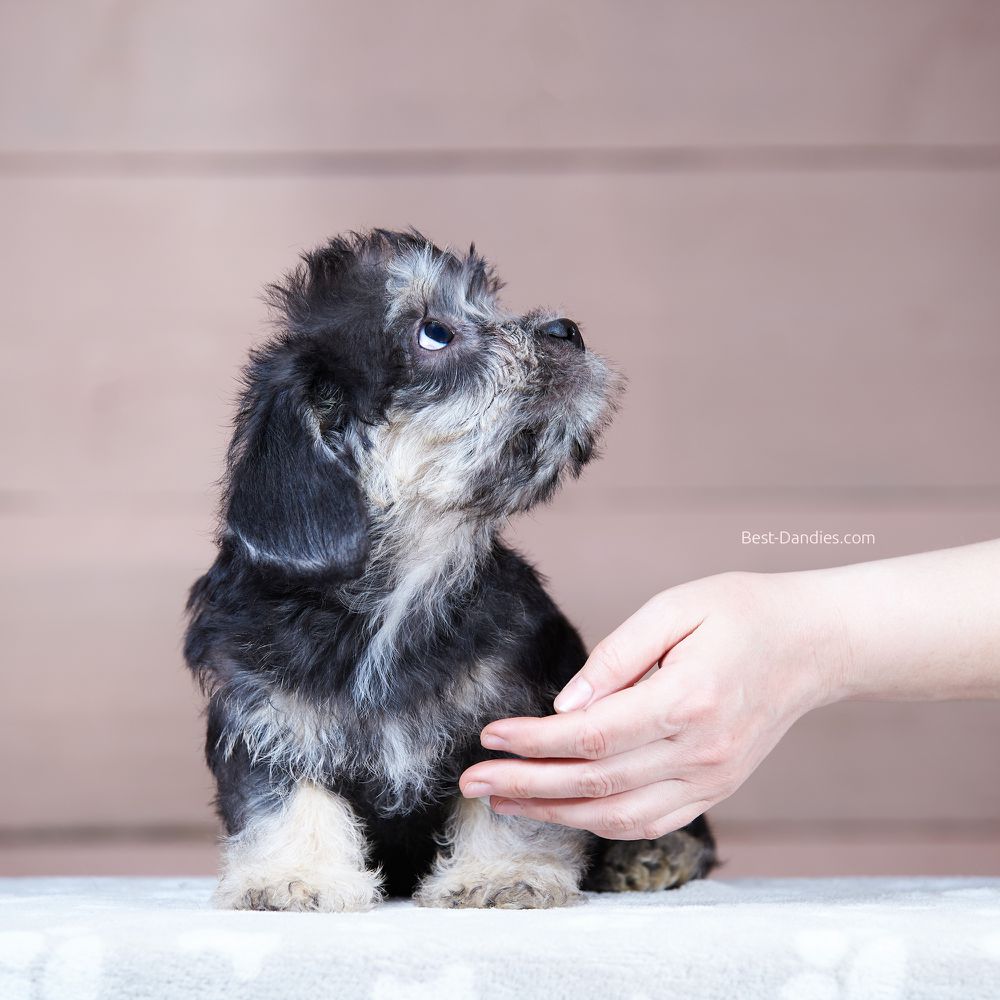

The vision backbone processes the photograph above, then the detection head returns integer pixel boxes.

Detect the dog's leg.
[213,780,382,912]
[414,797,589,909]
[583,816,717,892]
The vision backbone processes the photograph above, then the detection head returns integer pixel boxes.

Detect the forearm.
[788,539,1000,705]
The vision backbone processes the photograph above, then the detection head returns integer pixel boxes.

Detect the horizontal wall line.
[2,145,1000,178]
[3,486,1000,516]
[0,824,217,846]
[550,484,1000,514]
[713,818,1000,840]
[3,817,998,847]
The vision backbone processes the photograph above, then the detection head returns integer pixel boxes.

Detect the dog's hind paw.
[583,826,716,892]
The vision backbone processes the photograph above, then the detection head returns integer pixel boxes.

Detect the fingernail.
[481,731,509,751]
[463,781,492,797]
[553,677,593,713]
[492,798,523,815]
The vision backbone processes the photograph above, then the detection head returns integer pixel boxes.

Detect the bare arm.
[813,539,1000,702]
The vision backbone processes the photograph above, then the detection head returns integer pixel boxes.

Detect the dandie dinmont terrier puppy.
[184,229,715,910]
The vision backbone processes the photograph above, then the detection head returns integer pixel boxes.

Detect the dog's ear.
[224,365,368,582]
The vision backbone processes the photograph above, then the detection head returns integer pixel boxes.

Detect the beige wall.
[2,0,999,877]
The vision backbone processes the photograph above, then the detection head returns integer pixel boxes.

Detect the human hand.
[460,571,847,839]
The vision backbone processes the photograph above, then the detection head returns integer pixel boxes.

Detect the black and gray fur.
[184,229,715,910]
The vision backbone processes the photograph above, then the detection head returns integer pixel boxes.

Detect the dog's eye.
[418,321,454,351]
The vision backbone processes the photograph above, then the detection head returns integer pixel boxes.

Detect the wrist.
[751,541,1000,709]
[779,557,923,704]
[767,567,859,710]
[799,541,1000,703]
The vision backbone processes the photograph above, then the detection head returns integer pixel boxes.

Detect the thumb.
[553,591,702,712]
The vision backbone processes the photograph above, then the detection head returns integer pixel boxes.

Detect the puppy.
[184,229,716,910]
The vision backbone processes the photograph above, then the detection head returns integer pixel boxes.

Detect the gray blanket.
[2,877,999,999]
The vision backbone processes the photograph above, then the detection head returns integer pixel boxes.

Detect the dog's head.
[224,229,621,582]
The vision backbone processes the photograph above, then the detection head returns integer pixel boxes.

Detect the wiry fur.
[213,781,382,912]
[209,655,517,815]
[184,229,715,909]
[415,798,589,909]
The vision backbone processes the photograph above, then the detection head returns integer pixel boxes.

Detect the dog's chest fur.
[216,653,524,816]
[190,536,583,821]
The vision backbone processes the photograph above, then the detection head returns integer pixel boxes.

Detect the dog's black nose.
[538,318,585,351]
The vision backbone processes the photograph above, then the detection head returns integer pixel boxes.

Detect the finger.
[554,591,703,712]
[636,800,713,840]
[482,680,679,761]
[490,779,709,841]
[461,738,683,801]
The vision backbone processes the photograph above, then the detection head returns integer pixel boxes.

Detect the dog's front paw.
[214,868,381,912]
[414,862,585,910]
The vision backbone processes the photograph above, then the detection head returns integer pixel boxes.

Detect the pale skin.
[459,541,1000,841]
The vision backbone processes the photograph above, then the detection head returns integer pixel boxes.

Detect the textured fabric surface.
[1,877,999,999]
